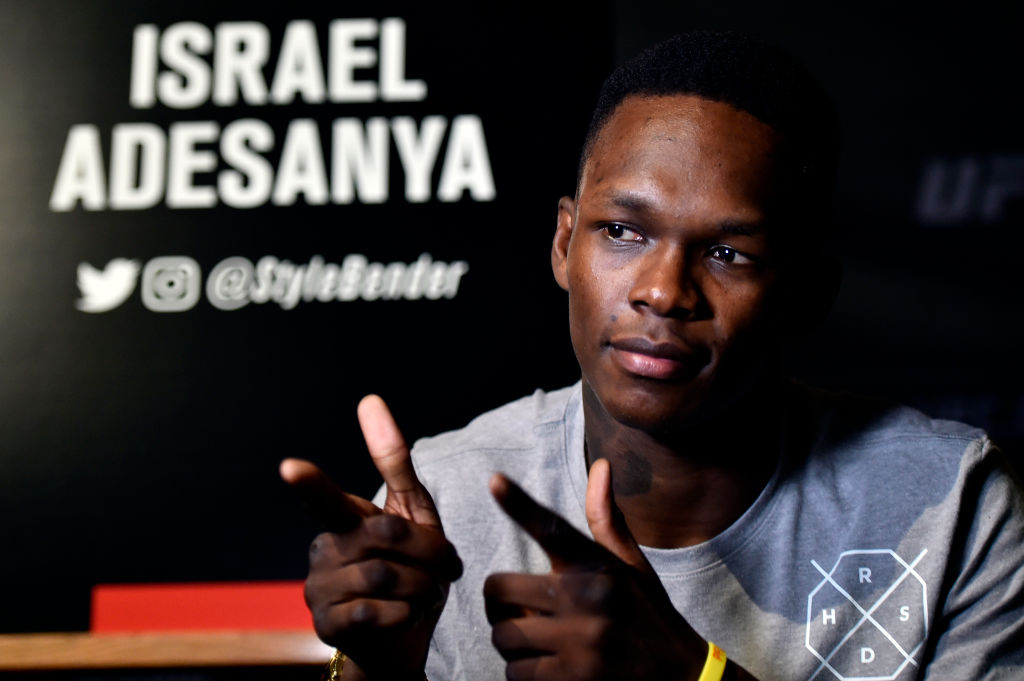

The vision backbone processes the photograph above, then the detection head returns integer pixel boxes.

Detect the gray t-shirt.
[397,383,1024,680]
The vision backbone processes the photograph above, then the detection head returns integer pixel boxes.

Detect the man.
[281,32,1024,680]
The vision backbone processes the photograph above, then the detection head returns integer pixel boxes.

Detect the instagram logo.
[141,256,201,312]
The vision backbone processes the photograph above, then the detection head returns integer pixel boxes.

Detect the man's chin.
[585,376,722,435]
[612,401,715,435]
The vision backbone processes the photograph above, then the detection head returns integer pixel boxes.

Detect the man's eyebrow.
[608,193,654,212]
[601,193,766,234]
[719,220,764,236]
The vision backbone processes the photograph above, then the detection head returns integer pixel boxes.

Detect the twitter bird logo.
[76,259,141,313]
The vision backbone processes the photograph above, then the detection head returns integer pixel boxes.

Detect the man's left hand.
[483,459,710,681]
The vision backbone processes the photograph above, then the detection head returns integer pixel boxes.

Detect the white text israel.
[49,18,495,211]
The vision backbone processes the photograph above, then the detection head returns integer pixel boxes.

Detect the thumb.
[585,458,652,574]
[357,394,443,530]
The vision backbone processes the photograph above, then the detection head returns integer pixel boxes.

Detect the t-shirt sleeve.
[923,440,1024,679]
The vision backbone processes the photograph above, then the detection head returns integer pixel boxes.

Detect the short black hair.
[580,31,840,234]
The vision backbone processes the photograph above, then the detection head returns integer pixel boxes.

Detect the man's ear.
[551,196,575,292]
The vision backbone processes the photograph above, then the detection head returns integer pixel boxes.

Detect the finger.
[491,615,600,658]
[313,597,417,640]
[358,395,443,529]
[486,570,622,621]
[506,653,593,681]
[484,573,559,623]
[308,558,444,604]
[309,517,463,580]
[490,474,606,572]
[585,458,652,573]
[280,458,378,532]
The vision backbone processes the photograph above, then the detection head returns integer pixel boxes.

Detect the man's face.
[552,94,791,433]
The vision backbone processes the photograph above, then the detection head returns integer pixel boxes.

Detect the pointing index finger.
[358,395,419,494]
[280,458,378,532]
[358,395,442,528]
[489,473,607,572]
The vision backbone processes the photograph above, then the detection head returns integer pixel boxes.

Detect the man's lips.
[607,337,705,380]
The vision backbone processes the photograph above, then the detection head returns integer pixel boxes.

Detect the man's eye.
[708,245,754,265]
[602,224,642,242]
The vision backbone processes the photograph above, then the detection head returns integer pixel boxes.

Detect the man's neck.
[581,380,785,549]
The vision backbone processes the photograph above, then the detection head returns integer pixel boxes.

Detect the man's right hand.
[280,395,462,681]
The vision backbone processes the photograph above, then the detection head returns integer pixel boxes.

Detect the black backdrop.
[1,0,1020,634]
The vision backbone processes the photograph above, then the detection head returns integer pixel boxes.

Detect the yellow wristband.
[697,642,728,681]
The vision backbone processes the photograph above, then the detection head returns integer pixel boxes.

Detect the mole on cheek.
[610,314,618,322]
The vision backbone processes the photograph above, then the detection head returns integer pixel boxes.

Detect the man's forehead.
[578,94,781,216]
[596,93,775,144]
[584,95,778,173]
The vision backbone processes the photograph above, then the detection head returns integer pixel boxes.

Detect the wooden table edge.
[0,631,334,670]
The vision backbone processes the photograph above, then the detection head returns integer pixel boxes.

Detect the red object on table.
[91,581,311,632]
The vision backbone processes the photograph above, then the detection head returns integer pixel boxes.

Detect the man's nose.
[627,246,701,318]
